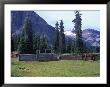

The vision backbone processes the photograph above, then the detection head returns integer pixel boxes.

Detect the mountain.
[11,11,100,48]
[11,11,56,44]
[82,29,100,47]
[64,29,100,47]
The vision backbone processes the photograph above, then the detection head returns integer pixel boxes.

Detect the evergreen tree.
[66,41,72,53]
[18,17,33,54]
[59,20,66,54]
[71,41,75,53]
[12,35,16,51]
[72,11,83,54]
[11,34,14,52]
[39,34,48,51]
[33,32,40,53]
[18,34,26,53]
[96,46,100,53]
[54,21,60,53]
[83,41,91,53]
[16,35,20,51]
[11,34,20,51]
[41,35,48,50]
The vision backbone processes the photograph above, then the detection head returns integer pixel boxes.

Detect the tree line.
[11,11,99,54]
[11,17,48,54]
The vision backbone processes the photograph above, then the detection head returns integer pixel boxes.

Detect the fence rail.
[17,52,100,61]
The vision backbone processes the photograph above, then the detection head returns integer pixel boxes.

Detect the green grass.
[11,58,100,77]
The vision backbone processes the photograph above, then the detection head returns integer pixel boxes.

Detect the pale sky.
[35,11,100,31]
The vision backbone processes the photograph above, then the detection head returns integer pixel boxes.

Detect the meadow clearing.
[11,57,100,77]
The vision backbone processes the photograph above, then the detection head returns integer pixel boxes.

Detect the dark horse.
[82,53,96,61]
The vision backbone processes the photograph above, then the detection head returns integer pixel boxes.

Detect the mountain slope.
[82,29,100,47]
[65,29,100,47]
[11,11,56,43]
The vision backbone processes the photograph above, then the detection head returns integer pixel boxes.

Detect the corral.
[60,53,99,61]
[18,49,59,61]
[17,49,99,61]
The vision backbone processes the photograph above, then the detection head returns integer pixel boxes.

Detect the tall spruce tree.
[59,20,66,54]
[18,17,33,54]
[33,32,40,53]
[33,33,48,53]
[11,34,20,51]
[16,35,20,51]
[71,41,75,53]
[66,41,72,53]
[12,35,16,51]
[72,11,83,54]
[40,35,48,51]
[11,34,14,52]
[54,21,60,53]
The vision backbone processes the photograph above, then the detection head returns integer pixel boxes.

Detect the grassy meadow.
[11,58,100,77]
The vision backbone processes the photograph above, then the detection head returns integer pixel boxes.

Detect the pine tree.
[11,34,20,52]
[41,35,48,50]
[18,17,33,54]
[16,35,20,51]
[71,41,75,53]
[38,34,48,52]
[66,41,72,53]
[54,21,60,53]
[12,35,16,51]
[11,34,14,52]
[59,20,66,54]
[33,32,40,53]
[18,34,26,53]
[72,11,83,54]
